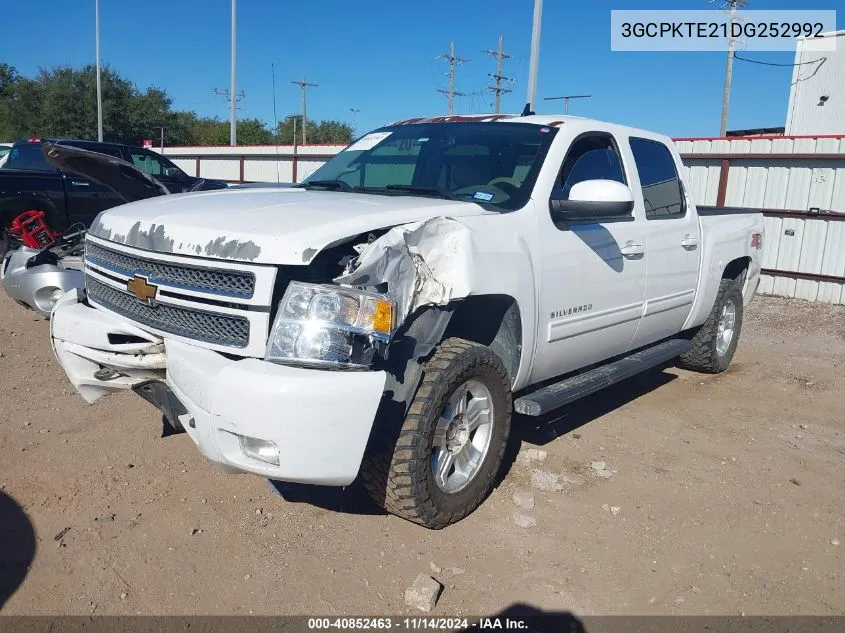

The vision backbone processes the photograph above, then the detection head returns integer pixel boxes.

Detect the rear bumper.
[50,292,387,485]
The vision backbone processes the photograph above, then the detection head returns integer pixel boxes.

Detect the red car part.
[9,210,62,249]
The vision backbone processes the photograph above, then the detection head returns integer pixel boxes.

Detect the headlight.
[266,281,394,369]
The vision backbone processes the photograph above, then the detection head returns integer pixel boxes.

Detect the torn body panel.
[334,217,474,325]
[50,289,166,403]
[334,214,538,392]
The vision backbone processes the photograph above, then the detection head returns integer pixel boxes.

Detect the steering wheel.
[484,176,521,198]
[487,177,521,189]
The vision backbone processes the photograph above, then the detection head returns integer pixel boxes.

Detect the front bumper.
[50,291,388,485]
[2,246,84,317]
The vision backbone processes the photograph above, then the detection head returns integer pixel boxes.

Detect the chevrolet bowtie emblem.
[127,275,158,303]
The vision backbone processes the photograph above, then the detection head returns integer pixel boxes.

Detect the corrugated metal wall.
[786,31,845,136]
[676,135,845,304]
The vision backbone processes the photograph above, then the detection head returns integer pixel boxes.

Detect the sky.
[2,0,843,140]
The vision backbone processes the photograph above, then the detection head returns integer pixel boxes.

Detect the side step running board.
[514,338,691,416]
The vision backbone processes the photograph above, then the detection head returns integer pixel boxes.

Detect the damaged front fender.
[334,217,475,325]
[333,213,538,393]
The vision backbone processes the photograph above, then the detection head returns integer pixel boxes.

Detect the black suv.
[0,138,227,255]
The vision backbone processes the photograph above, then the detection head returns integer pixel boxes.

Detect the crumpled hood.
[88,188,489,265]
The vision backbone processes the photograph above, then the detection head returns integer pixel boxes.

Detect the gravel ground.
[0,293,843,615]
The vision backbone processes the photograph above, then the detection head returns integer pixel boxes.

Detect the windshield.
[5,143,56,171]
[301,122,558,210]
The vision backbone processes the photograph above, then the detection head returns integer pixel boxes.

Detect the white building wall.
[786,30,845,135]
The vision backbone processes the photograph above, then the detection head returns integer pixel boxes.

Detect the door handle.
[681,234,698,248]
[70,180,90,186]
[620,241,645,257]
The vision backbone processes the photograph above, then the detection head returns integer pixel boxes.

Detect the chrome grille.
[86,276,250,348]
[85,241,255,298]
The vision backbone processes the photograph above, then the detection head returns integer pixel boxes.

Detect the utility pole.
[484,36,513,113]
[230,0,237,145]
[213,87,245,120]
[437,41,468,115]
[291,77,318,145]
[95,0,103,141]
[544,94,591,114]
[719,0,746,136]
[526,0,543,112]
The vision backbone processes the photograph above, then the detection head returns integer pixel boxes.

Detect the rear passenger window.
[557,134,626,199]
[629,137,685,219]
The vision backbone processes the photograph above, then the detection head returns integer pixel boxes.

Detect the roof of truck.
[386,113,673,145]
[388,114,582,126]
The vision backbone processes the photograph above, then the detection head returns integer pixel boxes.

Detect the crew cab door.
[530,131,647,383]
[627,137,700,348]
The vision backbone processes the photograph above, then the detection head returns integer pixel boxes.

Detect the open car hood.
[42,142,171,202]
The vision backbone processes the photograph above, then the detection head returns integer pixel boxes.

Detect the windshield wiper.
[383,184,460,201]
[299,179,353,191]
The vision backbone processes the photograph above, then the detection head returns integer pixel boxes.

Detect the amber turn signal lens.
[371,299,393,334]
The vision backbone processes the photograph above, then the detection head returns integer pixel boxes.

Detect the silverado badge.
[127,275,158,304]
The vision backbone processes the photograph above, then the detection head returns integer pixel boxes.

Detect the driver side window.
[128,150,171,177]
[557,134,626,199]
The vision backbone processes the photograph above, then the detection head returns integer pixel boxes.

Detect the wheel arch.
[441,294,522,386]
[723,256,750,282]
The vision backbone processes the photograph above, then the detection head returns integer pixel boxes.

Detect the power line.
[734,53,827,67]
[436,41,468,115]
[212,87,246,112]
[483,36,514,113]
[291,77,318,145]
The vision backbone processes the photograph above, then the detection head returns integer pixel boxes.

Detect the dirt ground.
[0,292,843,616]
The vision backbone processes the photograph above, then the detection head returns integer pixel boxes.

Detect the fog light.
[48,288,64,308]
[238,434,280,466]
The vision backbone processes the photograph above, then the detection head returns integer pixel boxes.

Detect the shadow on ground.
[459,603,585,633]
[511,365,678,446]
[0,491,36,611]
[267,479,386,517]
[267,366,677,519]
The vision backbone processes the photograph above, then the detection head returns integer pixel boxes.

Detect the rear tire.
[679,277,744,374]
[361,338,512,529]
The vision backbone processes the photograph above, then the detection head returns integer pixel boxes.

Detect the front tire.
[679,277,744,373]
[361,338,512,529]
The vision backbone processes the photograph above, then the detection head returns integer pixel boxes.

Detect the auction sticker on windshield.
[347,131,392,152]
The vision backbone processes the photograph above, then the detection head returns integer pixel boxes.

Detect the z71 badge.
[551,304,592,319]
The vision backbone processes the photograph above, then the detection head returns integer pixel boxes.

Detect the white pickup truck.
[49,114,764,529]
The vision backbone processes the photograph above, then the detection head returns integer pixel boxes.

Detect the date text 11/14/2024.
[307,618,531,630]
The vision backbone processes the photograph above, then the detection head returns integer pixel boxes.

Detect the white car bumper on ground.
[49,291,388,485]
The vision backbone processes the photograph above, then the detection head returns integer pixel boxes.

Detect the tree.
[237,118,273,145]
[0,64,349,147]
[313,120,355,144]
[275,116,354,145]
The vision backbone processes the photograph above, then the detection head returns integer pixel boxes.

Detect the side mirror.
[550,179,635,222]
[164,167,183,178]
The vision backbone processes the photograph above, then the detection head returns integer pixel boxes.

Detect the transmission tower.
[437,41,468,115]
[484,36,514,113]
